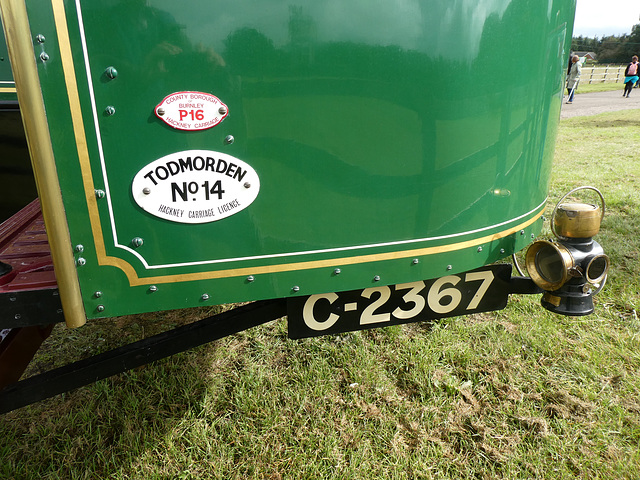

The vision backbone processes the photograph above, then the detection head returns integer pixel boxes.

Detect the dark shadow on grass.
[587,119,640,128]
[0,305,277,478]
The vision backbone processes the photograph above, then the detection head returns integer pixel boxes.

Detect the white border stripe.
[76,0,143,265]
[142,198,547,269]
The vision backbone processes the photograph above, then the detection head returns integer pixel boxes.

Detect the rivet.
[14,314,21,320]
[446,265,452,270]
[94,291,102,298]
[35,34,45,43]
[132,237,144,247]
[531,233,535,239]
[412,258,419,265]
[520,230,525,235]
[224,135,234,145]
[477,246,483,252]
[105,66,118,79]
[143,187,151,195]
[333,268,341,275]
[149,285,158,292]
[218,106,227,115]
[95,189,106,198]
[292,286,300,292]
[77,257,86,266]
[9,296,16,302]
[243,182,251,189]
[56,309,63,314]
[374,275,381,282]
[105,105,116,116]
[97,305,105,312]
[247,275,255,282]
[40,52,49,62]
[75,244,84,253]
[500,248,506,254]
[201,293,210,301]
[156,107,165,116]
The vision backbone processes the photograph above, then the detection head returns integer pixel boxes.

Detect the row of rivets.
[88,241,515,307]
[35,34,49,62]
[9,290,63,320]
[103,67,117,123]
[212,235,532,294]
[80,217,532,309]
[74,241,86,268]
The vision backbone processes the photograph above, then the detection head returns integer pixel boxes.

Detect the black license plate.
[287,264,513,339]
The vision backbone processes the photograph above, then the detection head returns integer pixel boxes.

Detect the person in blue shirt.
[623,56,639,98]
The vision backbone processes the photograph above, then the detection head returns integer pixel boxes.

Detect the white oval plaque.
[155,91,228,131]
[131,150,260,224]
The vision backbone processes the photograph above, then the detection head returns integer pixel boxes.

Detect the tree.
[571,23,640,63]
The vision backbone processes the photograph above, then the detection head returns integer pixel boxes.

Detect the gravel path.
[560,88,640,119]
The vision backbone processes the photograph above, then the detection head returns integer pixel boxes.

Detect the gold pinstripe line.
[126,209,544,286]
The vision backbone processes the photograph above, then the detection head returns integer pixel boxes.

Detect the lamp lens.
[586,255,609,283]
[535,244,564,284]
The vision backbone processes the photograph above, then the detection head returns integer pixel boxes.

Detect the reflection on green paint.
[19,0,575,317]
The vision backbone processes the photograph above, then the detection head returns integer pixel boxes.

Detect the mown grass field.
[577,82,633,94]
[1,110,639,479]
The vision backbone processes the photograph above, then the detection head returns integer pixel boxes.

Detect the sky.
[573,0,640,37]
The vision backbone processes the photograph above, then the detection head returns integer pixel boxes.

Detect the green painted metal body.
[21,0,575,319]
[0,30,16,102]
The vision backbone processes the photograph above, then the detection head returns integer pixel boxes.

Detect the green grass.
[576,82,632,94]
[1,111,640,479]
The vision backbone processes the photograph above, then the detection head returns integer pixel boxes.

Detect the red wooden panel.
[0,200,58,293]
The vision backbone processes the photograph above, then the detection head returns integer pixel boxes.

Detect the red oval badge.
[154,91,228,131]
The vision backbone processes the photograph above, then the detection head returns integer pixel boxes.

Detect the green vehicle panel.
[7,0,576,319]
[0,30,16,102]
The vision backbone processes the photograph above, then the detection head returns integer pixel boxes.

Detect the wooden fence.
[581,65,628,84]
